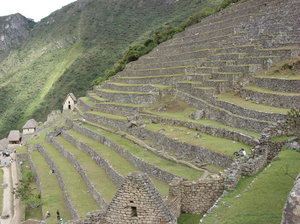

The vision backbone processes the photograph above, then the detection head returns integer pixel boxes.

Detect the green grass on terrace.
[88,93,107,101]
[79,97,95,107]
[30,150,71,223]
[80,122,203,181]
[129,65,218,71]
[87,111,127,120]
[216,91,289,114]
[270,135,295,143]
[119,74,184,79]
[55,136,117,202]
[66,129,169,195]
[178,214,202,224]
[29,131,100,218]
[244,85,300,96]
[146,123,251,157]
[97,88,151,95]
[144,96,261,138]
[255,74,300,80]
[101,101,147,107]
[202,149,300,224]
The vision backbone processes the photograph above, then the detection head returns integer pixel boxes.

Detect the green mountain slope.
[0,0,222,138]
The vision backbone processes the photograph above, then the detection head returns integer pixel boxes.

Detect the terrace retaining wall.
[69,121,181,184]
[61,131,124,188]
[34,144,79,220]
[46,134,107,209]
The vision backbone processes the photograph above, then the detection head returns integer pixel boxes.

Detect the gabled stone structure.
[23,119,38,135]
[100,171,176,224]
[63,93,77,111]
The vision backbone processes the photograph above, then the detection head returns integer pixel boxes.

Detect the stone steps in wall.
[172,89,273,133]
[40,141,101,217]
[213,91,288,122]
[240,85,300,108]
[252,76,300,93]
[93,88,158,105]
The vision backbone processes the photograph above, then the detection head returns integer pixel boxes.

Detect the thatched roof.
[8,130,21,142]
[23,119,38,129]
[0,138,8,151]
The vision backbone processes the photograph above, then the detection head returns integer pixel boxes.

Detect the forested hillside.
[0,0,222,138]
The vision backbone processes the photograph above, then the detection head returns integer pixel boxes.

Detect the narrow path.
[10,155,21,224]
[0,153,21,224]
[1,167,12,224]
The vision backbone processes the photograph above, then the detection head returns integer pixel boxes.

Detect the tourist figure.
[60,218,64,224]
[56,210,60,220]
[45,211,51,218]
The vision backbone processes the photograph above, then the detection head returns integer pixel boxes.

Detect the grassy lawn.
[146,123,251,157]
[202,149,300,224]
[216,91,289,114]
[88,93,107,101]
[119,74,184,79]
[30,150,71,223]
[40,141,100,218]
[66,130,169,196]
[81,123,203,181]
[55,136,117,202]
[178,214,202,224]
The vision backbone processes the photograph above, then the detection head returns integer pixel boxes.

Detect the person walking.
[56,210,60,221]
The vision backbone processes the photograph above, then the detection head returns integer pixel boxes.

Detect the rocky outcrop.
[0,13,34,50]
[282,174,300,224]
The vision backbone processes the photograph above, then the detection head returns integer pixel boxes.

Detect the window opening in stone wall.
[131,206,137,217]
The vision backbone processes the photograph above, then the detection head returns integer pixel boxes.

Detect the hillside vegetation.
[0,0,222,138]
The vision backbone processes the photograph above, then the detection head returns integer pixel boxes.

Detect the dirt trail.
[0,153,21,224]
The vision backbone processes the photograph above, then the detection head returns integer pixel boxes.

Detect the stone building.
[63,93,77,111]
[0,138,8,151]
[7,130,21,145]
[100,172,176,224]
[22,119,38,135]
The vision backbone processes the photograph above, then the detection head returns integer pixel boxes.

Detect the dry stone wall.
[129,126,234,168]
[281,174,300,224]
[46,133,107,209]
[101,172,176,224]
[141,113,258,146]
[34,144,79,220]
[61,131,124,188]
[69,121,181,184]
